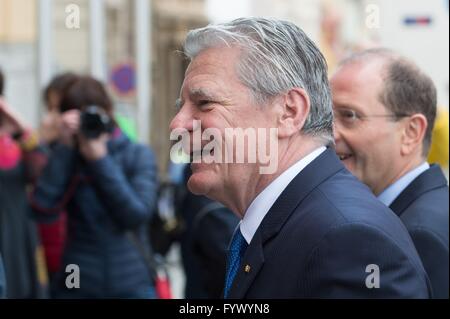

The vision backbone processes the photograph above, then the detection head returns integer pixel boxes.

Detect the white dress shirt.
[239,146,327,244]
[377,162,430,207]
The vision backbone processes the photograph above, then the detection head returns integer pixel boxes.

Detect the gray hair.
[184,17,334,144]
[339,48,437,157]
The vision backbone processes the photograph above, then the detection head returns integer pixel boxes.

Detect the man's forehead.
[331,62,388,111]
[186,46,241,73]
[333,61,384,94]
[181,63,239,98]
[337,59,384,81]
[183,59,229,87]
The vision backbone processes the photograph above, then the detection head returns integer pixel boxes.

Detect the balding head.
[338,48,437,155]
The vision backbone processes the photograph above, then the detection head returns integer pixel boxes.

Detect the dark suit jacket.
[228,149,431,298]
[390,165,449,299]
[180,166,240,298]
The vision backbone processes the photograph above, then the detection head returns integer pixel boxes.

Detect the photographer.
[31,76,158,298]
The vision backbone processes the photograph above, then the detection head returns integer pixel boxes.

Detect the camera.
[80,105,114,139]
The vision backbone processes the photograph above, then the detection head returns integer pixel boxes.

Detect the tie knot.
[230,229,248,255]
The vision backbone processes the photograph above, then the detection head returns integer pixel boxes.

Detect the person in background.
[331,48,449,298]
[31,76,159,298]
[0,67,48,298]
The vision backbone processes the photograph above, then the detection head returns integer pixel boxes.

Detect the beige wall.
[152,0,208,176]
[0,0,36,43]
[249,0,321,42]
[53,0,90,72]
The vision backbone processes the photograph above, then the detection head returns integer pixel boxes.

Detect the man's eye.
[343,111,355,118]
[340,110,358,120]
[197,100,213,108]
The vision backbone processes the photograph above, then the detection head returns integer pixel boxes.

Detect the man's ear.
[277,88,310,138]
[400,113,427,156]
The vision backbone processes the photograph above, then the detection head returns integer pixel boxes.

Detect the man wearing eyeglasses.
[331,48,449,298]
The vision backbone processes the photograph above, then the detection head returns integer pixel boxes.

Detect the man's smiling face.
[331,60,404,195]
[170,45,277,202]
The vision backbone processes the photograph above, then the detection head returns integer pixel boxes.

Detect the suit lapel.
[390,165,448,216]
[228,148,345,298]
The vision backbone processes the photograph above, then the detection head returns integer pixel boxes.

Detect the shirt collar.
[240,146,327,244]
[378,162,430,207]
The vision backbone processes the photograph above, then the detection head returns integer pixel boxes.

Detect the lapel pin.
[244,265,251,273]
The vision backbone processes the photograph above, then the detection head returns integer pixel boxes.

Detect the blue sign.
[110,64,136,96]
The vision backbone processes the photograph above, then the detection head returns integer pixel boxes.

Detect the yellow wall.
[0,0,36,43]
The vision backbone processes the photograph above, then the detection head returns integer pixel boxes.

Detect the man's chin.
[187,172,213,197]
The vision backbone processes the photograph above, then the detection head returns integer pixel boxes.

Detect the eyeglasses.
[333,108,411,128]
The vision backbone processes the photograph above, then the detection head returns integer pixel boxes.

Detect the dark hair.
[43,72,79,104]
[59,76,114,116]
[340,48,437,156]
[380,59,437,156]
[0,67,4,96]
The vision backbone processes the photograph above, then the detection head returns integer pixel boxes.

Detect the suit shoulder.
[300,221,430,298]
[286,170,417,261]
[400,185,449,245]
[313,170,401,227]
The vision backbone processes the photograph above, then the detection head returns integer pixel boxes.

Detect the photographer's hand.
[78,133,109,162]
[59,110,80,147]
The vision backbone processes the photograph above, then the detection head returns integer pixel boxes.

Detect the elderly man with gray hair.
[170,17,431,298]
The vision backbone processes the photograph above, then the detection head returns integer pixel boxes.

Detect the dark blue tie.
[224,227,248,298]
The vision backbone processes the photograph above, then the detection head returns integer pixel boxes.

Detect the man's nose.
[170,105,194,132]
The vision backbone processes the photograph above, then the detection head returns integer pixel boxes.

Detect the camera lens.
[80,105,112,139]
